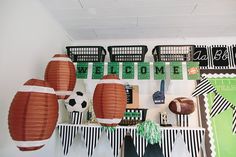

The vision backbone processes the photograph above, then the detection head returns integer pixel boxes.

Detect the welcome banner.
[76,62,200,80]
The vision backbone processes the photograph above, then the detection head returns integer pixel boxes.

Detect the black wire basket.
[108,45,148,62]
[152,45,195,62]
[66,46,106,62]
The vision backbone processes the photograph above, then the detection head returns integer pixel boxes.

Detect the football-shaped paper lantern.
[8,79,58,151]
[65,91,89,112]
[169,97,195,115]
[45,54,76,99]
[93,75,127,126]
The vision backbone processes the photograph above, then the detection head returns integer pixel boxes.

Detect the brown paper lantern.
[44,54,76,99]
[8,79,58,151]
[93,75,127,126]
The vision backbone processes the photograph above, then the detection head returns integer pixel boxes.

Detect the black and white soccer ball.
[65,91,89,112]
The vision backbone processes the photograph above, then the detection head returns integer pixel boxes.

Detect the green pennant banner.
[187,62,200,80]
[77,63,88,79]
[108,62,119,75]
[138,62,150,80]
[170,62,183,80]
[92,63,104,79]
[153,62,166,80]
[122,62,134,79]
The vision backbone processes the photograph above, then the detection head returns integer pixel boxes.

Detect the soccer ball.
[65,91,89,112]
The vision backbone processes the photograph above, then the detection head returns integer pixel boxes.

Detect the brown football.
[168,97,195,115]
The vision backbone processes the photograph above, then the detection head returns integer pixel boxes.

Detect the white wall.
[0,0,71,157]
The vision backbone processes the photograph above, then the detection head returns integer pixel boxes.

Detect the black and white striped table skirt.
[57,124,205,157]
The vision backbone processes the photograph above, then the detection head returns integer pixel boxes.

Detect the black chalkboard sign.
[233,45,236,66]
[193,46,208,67]
[211,45,229,67]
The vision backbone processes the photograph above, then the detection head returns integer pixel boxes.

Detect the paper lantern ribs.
[93,74,127,126]
[8,79,58,151]
[45,54,76,99]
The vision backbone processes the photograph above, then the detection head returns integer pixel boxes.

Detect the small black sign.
[233,46,236,66]
[211,46,229,67]
[193,46,208,67]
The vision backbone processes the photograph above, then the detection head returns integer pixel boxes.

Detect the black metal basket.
[152,45,195,62]
[66,46,106,62]
[108,45,148,62]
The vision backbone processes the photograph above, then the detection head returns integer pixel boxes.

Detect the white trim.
[96,118,122,124]
[55,91,73,96]
[174,100,182,113]
[98,79,125,85]
[14,139,48,147]
[19,85,55,94]
[51,57,72,62]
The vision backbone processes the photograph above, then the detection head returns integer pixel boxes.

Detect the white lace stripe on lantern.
[96,118,122,124]
[18,85,55,94]
[98,79,124,85]
[14,139,48,147]
[55,91,73,96]
[50,57,72,62]
[174,99,182,113]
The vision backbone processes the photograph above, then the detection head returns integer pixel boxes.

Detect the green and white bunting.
[170,62,183,80]
[122,62,134,79]
[138,62,150,80]
[108,62,119,75]
[153,62,165,80]
[77,63,88,79]
[187,62,200,80]
[92,63,104,79]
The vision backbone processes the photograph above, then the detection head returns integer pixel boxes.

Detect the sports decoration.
[170,62,183,80]
[45,54,76,99]
[168,97,195,115]
[187,62,200,80]
[65,91,88,113]
[153,80,165,104]
[8,79,58,151]
[192,76,236,134]
[57,124,205,157]
[93,75,127,126]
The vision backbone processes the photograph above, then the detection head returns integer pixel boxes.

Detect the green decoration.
[153,62,166,80]
[124,112,141,118]
[207,78,236,157]
[170,62,183,80]
[77,62,88,79]
[108,62,119,75]
[187,62,200,80]
[136,120,161,144]
[122,62,134,79]
[138,62,150,80]
[101,126,116,132]
[92,63,104,79]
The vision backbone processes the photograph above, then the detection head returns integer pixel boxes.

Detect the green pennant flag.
[153,62,166,80]
[122,62,134,79]
[170,62,183,80]
[77,62,88,79]
[187,62,200,80]
[138,62,150,80]
[108,62,119,75]
[92,62,104,79]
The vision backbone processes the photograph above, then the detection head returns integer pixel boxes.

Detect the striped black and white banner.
[57,125,80,155]
[233,108,236,134]
[57,124,205,157]
[210,93,232,118]
[192,76,216,97]
[124,109,143,121]
[81,126,102,157]
[69,112,83,124]
[177,115,189,127]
